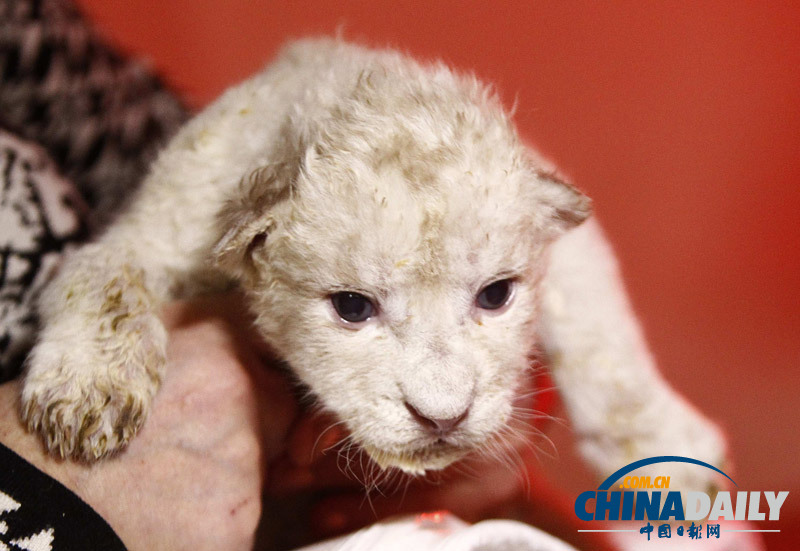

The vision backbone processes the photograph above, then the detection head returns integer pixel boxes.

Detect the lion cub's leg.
[541,219,728,492]
[21,238,171,460]
[18,57,265,459]
[19,136,235,460]
[20,165,232,460]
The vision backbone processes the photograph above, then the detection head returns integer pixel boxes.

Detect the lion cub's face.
[215,77,589,474]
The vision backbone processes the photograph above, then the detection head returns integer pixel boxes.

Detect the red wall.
[75,1,800,546]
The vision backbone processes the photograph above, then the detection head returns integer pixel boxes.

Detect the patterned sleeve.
[0,131,86,382]
[0,0,189,381]
[0,443,127,551]
[0,0,188,221]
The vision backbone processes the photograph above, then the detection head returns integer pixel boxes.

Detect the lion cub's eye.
[476,279,514,310]
[331,292,375,323]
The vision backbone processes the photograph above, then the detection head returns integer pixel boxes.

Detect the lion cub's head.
[214,51,590,474]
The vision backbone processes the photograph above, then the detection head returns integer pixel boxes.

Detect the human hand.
[0,294,608,551]
[1,295,297,551]
[265,376,615,551]
[267,409,527,527]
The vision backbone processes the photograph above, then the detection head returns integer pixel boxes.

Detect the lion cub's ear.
[532,169,593,239]
[212,162,294,280]
[212,209,270,280]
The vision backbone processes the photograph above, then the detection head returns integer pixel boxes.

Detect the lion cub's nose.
[404,401,469,436]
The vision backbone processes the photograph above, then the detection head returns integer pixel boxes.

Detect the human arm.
[1,297,297,551]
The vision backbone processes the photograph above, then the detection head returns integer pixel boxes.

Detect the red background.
[75,1,800,547]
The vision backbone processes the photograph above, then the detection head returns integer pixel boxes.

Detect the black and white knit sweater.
[0,0,189,381]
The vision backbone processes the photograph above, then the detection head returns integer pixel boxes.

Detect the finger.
[308,488,441,537]
[267,456,315,494]
[267,438,362,495]
[307,459,526,538]
[267,408,357,495]
[250,368,298,461]
[336,477,612,551]
[286,410,347,467]
[306,482,482,537]
[273,428,534,496]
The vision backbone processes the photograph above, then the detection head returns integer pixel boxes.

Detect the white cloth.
[296,513,577,551]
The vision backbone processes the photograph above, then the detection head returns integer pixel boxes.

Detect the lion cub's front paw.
[22,374,148,461]
[21,309,168,461]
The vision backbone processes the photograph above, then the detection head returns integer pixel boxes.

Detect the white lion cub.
[22,39,726,488]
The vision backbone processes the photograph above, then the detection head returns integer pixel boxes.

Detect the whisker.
[310,418,349,461]
[506,409,559,461]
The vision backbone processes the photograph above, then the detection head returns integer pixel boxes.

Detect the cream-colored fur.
[21,39,725,488]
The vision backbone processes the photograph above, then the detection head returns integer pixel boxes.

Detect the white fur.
[22,38,725,490]
[541,219,727,490]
